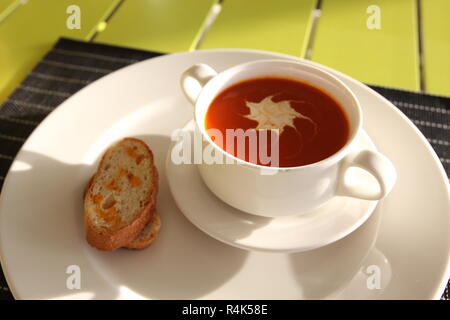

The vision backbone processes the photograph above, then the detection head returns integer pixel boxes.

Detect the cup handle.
[337,150,396,200]
[180,64,218,105]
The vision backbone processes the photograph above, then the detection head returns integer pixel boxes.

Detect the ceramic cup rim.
[194,59,363,171]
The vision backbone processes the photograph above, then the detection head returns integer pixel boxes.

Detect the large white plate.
[0,50,448,300]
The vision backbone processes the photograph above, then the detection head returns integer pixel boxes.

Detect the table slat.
[201,0,317,57]
[0,0,19,23]
[312,0,419,91]
[0,0,120,104]
[94,0,216,53]
[421,0,450,96]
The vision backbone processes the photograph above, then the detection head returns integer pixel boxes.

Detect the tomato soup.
[205,77,350,167]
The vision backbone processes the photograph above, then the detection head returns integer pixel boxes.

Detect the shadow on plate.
[3,134,248,299]
[288,201,386,299]
[0,149,117,299]
[85,134,249,299]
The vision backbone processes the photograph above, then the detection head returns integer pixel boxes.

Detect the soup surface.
[205,77,350,167]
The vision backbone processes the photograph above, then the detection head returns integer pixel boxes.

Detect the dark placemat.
[0,38,448,300]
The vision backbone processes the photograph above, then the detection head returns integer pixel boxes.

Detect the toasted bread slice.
[84,138,158,251]
[84,177,161,250]
[125,210,161,250]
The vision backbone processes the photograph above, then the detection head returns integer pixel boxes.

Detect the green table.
[0,0,448,103]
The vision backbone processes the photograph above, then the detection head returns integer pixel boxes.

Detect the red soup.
[205,77,350,167]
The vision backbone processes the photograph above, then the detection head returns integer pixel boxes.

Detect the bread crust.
[124,211,161,250]
[84,138,159,251]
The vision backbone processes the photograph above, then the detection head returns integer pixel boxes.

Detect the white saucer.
[166,120,379,252]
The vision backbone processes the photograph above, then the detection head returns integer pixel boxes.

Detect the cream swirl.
[244,95,317,135]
